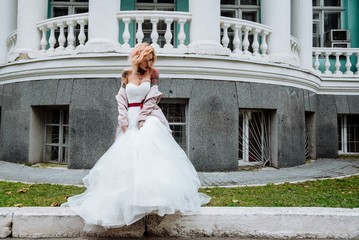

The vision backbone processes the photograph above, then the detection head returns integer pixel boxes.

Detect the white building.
[0,0,358,171]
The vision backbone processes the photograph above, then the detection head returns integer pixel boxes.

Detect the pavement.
[1,158,359,239]
[1,158,359,187]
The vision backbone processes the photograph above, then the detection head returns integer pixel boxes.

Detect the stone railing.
[313,48,359,75]
[116,11,192,53]
[220,17,272,59]
[6,30,17,60]
[36,13,88,54]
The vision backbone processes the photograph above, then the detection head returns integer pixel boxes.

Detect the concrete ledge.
[1,207,359,239]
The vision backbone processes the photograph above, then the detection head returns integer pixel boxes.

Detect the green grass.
[1,176,359,208]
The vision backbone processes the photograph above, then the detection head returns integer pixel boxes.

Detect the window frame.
[338,114,359,155]
[44,106,70,164]
[220,0,260,22]
[312,0,344,47]
[51,0,89,17]
[158,98,189,154]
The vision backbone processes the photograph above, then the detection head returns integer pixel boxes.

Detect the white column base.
[83,38,121,53]
[270,52,299,66]
[188,40,231,56]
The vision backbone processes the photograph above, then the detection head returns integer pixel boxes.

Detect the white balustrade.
[220,17,272,59]
[117,11,192,53]
[313,48,359,76]
[36,13,88,55]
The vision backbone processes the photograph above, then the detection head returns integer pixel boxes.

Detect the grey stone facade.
[0,77,358,171]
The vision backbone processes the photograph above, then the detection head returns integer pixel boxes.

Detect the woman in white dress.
[65,43,210,228]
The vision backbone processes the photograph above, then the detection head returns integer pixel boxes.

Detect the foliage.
[199,176,359,208]
[1,176,359,208]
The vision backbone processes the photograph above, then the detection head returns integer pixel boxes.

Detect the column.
[15,0,48,59]
[291,0,313,70]
[188,0,230,55]
[85,0,121,52]
[261,0,294,64]
[0,0,17,63]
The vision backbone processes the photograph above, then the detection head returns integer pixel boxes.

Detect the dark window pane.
[47,109,60,124]
[75,7,88,14]
[324,0,341,6]
[53,7,69,17]
[45,145,59,161]
[46,126,60,144]
[240,0,257,5]
[221,0,236,4]
[53,0,70,2]
[137,0,153,3]
[221,10,236,18]
[75,0,88,2]
[158,0,175,3]
[312,0,320,6]
[324,12,340,32]
[242,11,257,21]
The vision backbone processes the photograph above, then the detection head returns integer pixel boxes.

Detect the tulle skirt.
[65,107,210,228]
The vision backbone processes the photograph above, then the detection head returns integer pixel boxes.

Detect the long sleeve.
[115,87,129,127]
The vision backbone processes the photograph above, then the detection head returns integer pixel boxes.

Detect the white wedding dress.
[66,81,210,228]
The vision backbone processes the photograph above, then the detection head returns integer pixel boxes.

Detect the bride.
[64,43,210,228]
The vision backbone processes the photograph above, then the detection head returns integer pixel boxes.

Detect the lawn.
[1,175,359,208]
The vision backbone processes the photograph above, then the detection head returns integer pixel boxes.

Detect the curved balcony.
[3,11,359,95]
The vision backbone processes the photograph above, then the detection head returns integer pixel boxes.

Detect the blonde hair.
[129,43,157,68]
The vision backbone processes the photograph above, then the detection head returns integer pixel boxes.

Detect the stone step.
[1,207,359,239]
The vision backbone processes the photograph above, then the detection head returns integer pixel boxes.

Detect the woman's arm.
[116,70,130,132]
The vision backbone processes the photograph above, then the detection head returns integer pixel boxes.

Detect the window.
[136,0,176,47]
[220,0,259,22]
[239,110,271,166]
[158,100,188,152]
[312,0,343,47]
[44,107,70,163]
[50,0,89,48]
[338,115,359,154]
[51,0,89,17]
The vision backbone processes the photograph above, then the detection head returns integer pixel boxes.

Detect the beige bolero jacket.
[115,84,172,134]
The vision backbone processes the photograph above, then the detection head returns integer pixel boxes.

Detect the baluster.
[242,26,252,56]
[121,17,131,50]
[77,19,87,47]
[313,51,321,73]
[324,52,332,75]
[334,52,342,75]
[39,26,48,53]
[355,52,359,75]
[221,22,230,49]
[344,52,353,75]
[251,28,260,57]
[164,18,173,50]
[177,18,187,51]
[135,17,144,44]
[57,22,66,51]
[66,20,76,50]
[231,24,242,56]
[47,23,56,52]
[150,17,159,49]
[260,30,269,57]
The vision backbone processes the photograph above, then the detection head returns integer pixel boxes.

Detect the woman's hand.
[121,125,128,133]
[138,120,145,129]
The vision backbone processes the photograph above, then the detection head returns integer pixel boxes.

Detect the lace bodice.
[126,81,150,103]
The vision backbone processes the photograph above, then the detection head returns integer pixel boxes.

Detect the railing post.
[150,17,160,50]
[135,17,144,45]
[164,18,174,50]
[231,24,242,56]
[66,20,76,50]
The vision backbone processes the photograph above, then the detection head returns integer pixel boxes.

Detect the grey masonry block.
[83,219,145,238]
[12,207,84,238]
[146,207,359,239]
[0,208,16,238]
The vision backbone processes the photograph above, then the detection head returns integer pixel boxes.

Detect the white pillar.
[291,0,313,70]
[261,0,294,64]
[85,0,121,52]
[15,0,48,59]
[188,0,230,55]
[0,0,17,63]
